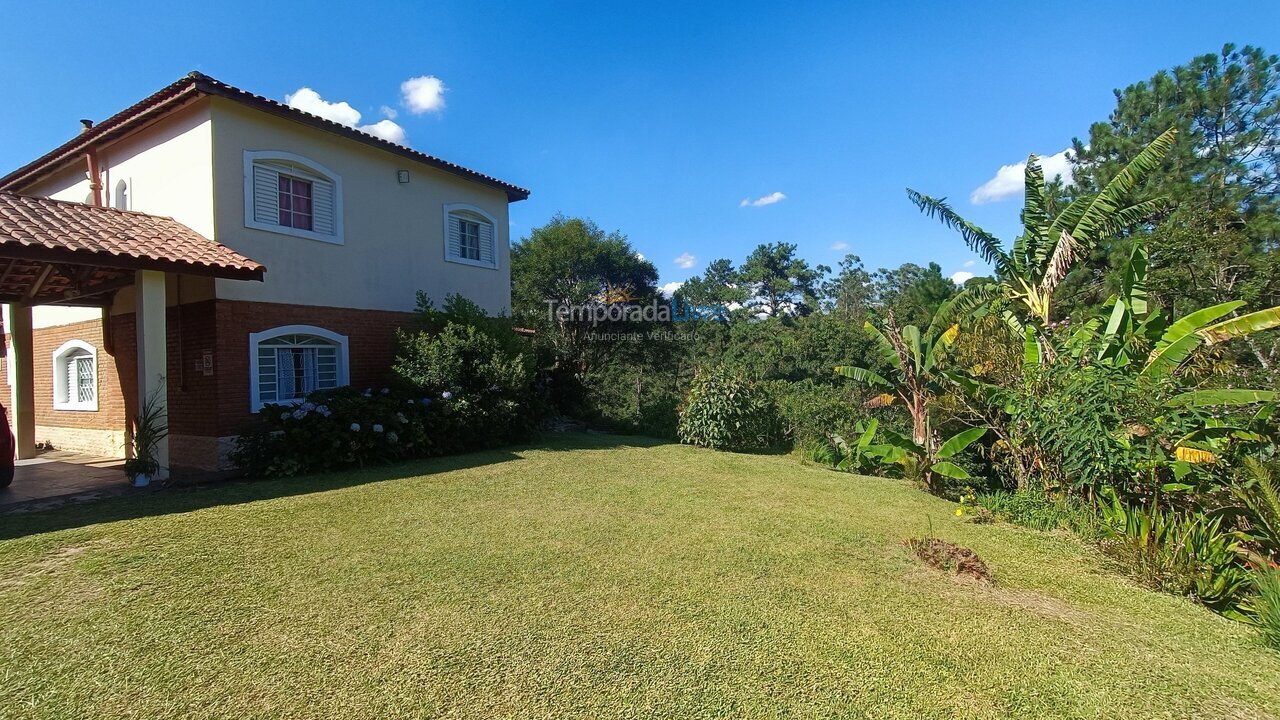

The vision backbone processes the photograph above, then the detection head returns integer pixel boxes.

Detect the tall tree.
[821,254,874,323]
[737,242,827,318]
[510,214,658,372]
[1064,44,1280,365]
[676,258,748,312]
[869,262,957,328]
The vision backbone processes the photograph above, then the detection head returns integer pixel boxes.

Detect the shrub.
[677,368,783,452]
[232,384,533,477]
[773,379,870,450]
[1099,494,1254,613]
[1254,570,1280,651]
[394,322,532,397]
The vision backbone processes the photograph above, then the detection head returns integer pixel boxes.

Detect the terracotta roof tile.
[0,192,264,280]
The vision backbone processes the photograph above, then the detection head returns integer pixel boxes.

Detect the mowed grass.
[2,434,1279,719]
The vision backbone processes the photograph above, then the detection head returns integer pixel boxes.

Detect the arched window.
[248,325,349,411]
[52,340,98,411]
[113,179,130,210]
[443,203,498,269]
[243,151,343,244]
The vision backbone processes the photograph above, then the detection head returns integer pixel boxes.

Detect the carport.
[0,191,264,480]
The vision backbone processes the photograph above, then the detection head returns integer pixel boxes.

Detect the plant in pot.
[124,388,168,488]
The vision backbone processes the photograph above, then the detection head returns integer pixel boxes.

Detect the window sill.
[53,402,98,412]
[444,255,499,270]
[244,220,344,245]
[252,397,307,414]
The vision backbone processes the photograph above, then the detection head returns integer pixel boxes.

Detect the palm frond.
[1122,242,1149,318]
[1021,157,1050,265]
[1094,197,1172,238]
[1142,300,1245,377]
[834,365,891,387]
[925,283,1002,340]
[907,189,1012,276]
[863,321,903,371]
[1037,230,1080,298]
[1068,128,1178,248]
[1198,306,1280,345]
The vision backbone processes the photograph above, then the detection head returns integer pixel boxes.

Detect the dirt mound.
[905,537,992,582]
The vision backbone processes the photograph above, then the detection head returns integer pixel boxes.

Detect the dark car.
[0,403,14,488]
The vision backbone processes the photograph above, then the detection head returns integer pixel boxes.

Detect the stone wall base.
[35,425,126,458]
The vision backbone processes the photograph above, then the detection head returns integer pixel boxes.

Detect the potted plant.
[124,388,168,487]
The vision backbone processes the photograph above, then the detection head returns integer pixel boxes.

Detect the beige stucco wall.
[20,101,218,331]
[26,100,216,236]
[208,98,513,315]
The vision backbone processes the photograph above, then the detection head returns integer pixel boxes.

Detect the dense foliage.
[676,368,783,451]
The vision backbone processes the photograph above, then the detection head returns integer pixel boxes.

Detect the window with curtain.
[244,151,341,243]
[250,328,349,411]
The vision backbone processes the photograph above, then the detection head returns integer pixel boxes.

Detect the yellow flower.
[1175,446,1217,464]
[954,508,964,517]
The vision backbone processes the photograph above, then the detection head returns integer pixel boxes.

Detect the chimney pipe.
[79,119,94,133]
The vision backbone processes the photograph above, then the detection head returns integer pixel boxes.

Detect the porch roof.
[0,192,264,305]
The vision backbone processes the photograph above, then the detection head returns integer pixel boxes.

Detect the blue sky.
[2,1,1278,292]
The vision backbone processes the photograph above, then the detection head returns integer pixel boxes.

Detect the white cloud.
[285,87,362,126]
[970,148,1074,204]
[831,241,849,250]
[358,119,407,144]
[401,75,447,114]
[286,87,407,144]
[659,281,684,297]
[674,253,697,269]
[739,191,787,207]
[635,252,646,261]
[379,104,398,120]
[963,259,976,268]
[950,271,974,284]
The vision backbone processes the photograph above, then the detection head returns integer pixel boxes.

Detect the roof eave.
[0,74,531,203]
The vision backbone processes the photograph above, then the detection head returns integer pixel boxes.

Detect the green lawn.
[2,434,1278,719]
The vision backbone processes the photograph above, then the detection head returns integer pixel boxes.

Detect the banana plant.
[828,419,886,474]
[1062,242,1280,381]
[833,310,958,447]
[908,128,1178,329]
[875,424,987,493]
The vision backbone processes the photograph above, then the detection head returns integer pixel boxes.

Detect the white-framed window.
[443,203,498,269]
[243,151,343,244]
[52,339,98,412]
[248,325,349,412]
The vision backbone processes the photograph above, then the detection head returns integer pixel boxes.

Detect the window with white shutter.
[244,151,343,244]
[52,340,98,412]
[443,204,499,269]
[248,326,350,412]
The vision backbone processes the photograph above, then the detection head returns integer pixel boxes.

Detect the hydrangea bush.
[232,383,533,477]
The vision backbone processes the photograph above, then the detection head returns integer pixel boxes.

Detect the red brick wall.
[0,317,128,432]
[35,319,128,430]
[212,300,415,436]
[4,300,416,472]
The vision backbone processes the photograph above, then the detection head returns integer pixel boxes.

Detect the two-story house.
[0,72,528,475]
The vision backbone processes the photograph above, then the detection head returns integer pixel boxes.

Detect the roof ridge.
[0,71,529,201]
